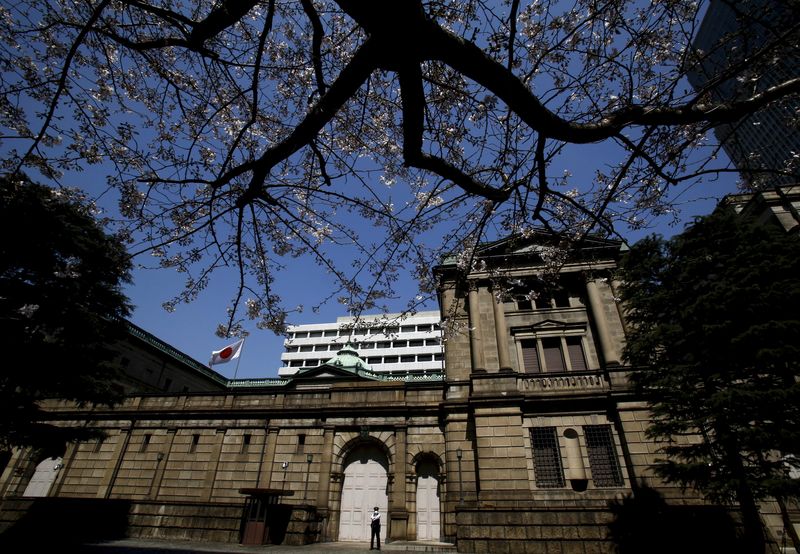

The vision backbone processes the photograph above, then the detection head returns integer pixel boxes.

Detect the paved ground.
[75,538,457,553]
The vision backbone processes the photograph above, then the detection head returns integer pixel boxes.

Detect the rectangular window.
[566,337,587,371]
[542,337,565,372]
[286,346,299,353]
[314,345,327,352]
[383,356,398,363]
[417,324,433,332]
[297,433,306,453]
[584,425,623,487]
[517,299,533,311]
[93,438,104,453]
[400,355,415,363]
[323,330,338,337]
[553,290,570,307]
[393,340,407,348]
[417,354,433,362]
[241,434,251,454]
[520,339,541,373]
[530,428,564,488]
[140,434,151,453]
[433,353,443,361]
[309,331,323,338]
[189,434,199,454]
[294,332,308,339]
[408,339,424,347]
[401,325,415,333]
[535,293,553,309]
[368,357,382,364]
[384,326,399,335]
[425,338,441,346]
[299,345,313,352]
[378,341,391,349]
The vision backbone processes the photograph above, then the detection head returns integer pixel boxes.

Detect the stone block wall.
[456,507,614,554]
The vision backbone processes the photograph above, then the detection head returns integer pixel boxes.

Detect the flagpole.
[232,338,245,380]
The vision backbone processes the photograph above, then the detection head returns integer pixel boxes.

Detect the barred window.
[530,427,565,488]
[584,425,623,487]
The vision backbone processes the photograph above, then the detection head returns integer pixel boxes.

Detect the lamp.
[456,448,464,504]
[304,454,313,501]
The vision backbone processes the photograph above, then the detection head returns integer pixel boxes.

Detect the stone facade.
[1,225,795,552]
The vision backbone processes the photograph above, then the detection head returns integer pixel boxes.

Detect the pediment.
[476,232,621,259]
[289,362,379,382]
[510,319,586,334]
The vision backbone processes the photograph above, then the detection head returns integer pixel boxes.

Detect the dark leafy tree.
[0,175,132,451]
[0,1,798,331]
[619,209,800,553]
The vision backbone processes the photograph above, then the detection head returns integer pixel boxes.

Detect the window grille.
[530,427,565,488]
[584,425,623,487]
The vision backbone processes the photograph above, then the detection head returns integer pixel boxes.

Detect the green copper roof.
[322,343,372,372]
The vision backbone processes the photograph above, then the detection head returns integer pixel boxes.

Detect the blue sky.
[1,1,742,380]
[120,149,739,381]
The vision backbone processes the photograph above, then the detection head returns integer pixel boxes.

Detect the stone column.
[467,281,486,372]
[202,428,226,502]
[0,449,26,497]
[490,285,513,371]
[99,424,133,499]
[260,426,280,488]
[151,428,176,499]
[316,425,335,512]
[585,277,621,365]
[50,442,78,497]
[390,425,409,541]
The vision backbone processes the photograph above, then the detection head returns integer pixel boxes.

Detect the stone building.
[0,215,794,551]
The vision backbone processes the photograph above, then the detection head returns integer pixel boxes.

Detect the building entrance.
[338,445,388,542]
[415,459,440,541]
[22,456,62,497]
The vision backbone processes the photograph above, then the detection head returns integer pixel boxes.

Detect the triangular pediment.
[510,319,586,334]
[476,232,622,259]
[289,361,381,383]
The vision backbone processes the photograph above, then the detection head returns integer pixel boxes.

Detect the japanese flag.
[209,339,244,366]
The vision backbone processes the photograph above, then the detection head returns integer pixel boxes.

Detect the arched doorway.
[22,456,62,497]
[415,458,440,541]
[338,444,388,542]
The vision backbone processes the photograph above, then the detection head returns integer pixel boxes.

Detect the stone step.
[383,541,457,552]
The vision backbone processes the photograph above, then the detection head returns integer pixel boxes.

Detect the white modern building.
[277,311,443,377]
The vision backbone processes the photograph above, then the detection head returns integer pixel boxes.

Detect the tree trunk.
[776,496,800,552]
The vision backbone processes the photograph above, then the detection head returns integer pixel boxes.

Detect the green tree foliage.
[0,176,132,451]
[619,209,800,551]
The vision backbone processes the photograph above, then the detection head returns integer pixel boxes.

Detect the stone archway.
[22,456,63,497]
[415,457,441,541]
[338,443,389,542]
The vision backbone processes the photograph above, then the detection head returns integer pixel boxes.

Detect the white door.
[416,474,440,540]
[338,458,388,541]
[22,457,62,497]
